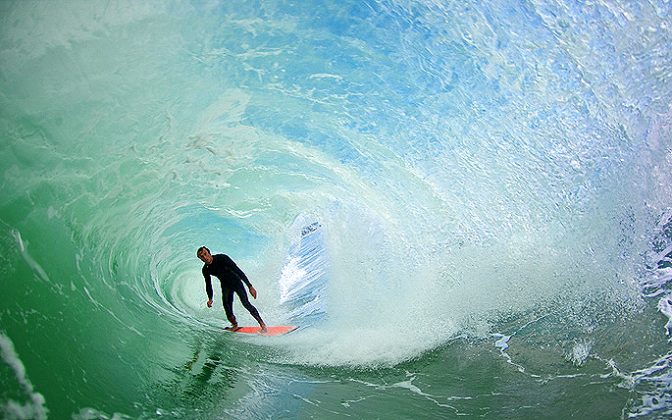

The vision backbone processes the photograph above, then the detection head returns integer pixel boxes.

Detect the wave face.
[1,0,672,418]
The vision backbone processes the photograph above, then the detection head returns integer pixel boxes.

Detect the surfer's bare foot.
[260,323,268,334]
[225,324,240,331]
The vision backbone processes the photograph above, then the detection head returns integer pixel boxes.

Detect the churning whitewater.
[1,0,672,418]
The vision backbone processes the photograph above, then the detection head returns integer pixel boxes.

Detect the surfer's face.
[198,249,213,264]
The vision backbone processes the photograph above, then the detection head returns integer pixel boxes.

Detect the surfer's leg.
[222,289,237,328]
[234,285,266,331]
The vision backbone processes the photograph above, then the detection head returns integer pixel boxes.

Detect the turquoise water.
[2,0,672,418]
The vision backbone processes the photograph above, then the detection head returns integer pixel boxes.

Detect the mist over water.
[2,0,672,418]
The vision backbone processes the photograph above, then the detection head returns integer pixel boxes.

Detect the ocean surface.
[2,1,672,418]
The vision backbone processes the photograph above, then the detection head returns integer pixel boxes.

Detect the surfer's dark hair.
[197,246,210,256]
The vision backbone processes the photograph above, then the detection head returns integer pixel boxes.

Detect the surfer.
[197,246,267,333]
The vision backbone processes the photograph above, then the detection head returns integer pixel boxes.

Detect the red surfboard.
[225,325,298,336]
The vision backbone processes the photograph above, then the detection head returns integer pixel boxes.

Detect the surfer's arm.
[202,267,214,307]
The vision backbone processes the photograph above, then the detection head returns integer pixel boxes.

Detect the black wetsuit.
[202,254,263,326]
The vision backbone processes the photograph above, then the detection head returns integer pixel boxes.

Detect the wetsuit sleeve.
[224,255,252,287]
[202,266,213,300]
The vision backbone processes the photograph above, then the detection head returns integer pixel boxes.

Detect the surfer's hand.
[249,286,257,299]
[207,299,213,308]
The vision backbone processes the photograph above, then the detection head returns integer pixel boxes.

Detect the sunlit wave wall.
[1,0,672,418]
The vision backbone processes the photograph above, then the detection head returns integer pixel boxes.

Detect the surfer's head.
[197,246,213,264]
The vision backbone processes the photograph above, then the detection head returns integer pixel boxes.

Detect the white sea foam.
[566,340,592,366]
[658,294,672,339]
[0,333,48,420]
[11,230,50,283]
